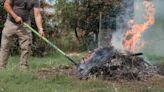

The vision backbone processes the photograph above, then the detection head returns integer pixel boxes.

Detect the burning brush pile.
[77,1,158,80]
[79,47,157,81]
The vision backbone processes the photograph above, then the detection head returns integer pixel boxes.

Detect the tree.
[55,0,122,50]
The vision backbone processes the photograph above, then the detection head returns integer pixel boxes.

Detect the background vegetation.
[0,0,123,56]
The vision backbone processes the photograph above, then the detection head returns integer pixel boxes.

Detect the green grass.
[0,54,164,92]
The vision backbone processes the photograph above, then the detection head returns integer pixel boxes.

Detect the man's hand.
[4,0,22,24]
[14,16,23,23]
[38,28,45,37]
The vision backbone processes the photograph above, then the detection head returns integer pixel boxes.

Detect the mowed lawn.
[0,54,164,92]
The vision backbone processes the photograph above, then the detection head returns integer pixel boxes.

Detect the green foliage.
[55,31,79,51]
[54,0,122,50]
[78,0,122,30]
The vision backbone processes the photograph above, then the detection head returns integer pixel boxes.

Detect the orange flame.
[123,1,155,52]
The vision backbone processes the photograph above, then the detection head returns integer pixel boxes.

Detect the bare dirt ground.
[35,65,77,79]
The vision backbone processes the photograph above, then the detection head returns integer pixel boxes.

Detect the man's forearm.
[34,7,44,37]
[35,15,43,30]
[34,7,43,31]
[4,0,18,19]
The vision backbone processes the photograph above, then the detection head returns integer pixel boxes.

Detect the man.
[0,0,45,70]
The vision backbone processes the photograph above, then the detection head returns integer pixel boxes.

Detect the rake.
[23,23,79,67]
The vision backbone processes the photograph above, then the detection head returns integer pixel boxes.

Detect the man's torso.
[9,0,39,22]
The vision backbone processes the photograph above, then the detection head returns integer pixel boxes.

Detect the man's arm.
[4,0,22,23]
[34,7,44,37]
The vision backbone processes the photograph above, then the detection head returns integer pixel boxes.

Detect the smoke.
[142,0,164,57]
[112,0,164,57]
[112,0,134,50]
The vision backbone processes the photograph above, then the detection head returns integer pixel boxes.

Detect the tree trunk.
[98,29,112,48]
[74,27,80,42]
[98,0,134,48]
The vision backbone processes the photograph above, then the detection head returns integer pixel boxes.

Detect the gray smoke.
[112,0,134,50]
